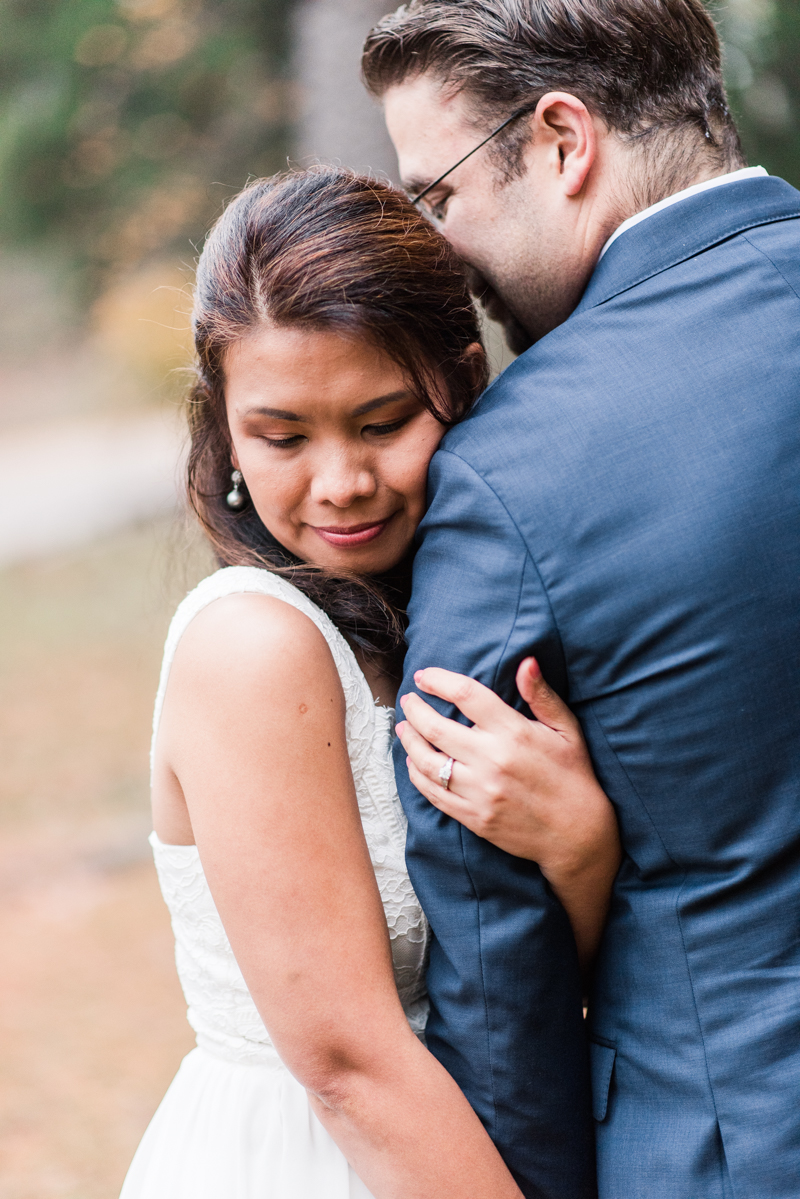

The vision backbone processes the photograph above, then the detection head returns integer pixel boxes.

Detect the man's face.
[384,73,602,349]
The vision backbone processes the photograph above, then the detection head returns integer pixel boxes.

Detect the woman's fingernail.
[396,721,406,735]
[414,670,423,684]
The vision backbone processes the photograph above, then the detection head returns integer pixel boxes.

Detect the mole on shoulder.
[299,703,308,714]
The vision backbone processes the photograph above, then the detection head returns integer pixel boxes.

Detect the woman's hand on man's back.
[397,659,621,971]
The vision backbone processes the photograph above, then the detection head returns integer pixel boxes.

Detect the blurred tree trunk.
[292,0,397,179]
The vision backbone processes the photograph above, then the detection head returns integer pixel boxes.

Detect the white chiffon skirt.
[120,1047,375,1198]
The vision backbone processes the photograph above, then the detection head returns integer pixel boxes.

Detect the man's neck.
[629,163,726,218]
[598,163,765,262]
[602,136,736,239]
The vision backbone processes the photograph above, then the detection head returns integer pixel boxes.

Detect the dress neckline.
[150,830,199,852]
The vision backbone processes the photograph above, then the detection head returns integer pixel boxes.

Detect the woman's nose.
[309,451,378,508]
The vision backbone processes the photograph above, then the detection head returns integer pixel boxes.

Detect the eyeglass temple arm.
[409,104,537,205]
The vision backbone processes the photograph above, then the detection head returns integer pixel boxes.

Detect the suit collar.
[575,175,800,314]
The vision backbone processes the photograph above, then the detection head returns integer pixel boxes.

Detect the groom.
[363,2,800,1197]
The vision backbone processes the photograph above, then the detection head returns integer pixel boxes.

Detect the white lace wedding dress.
[120,566,430,1199]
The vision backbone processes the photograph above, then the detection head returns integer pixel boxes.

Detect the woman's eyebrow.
[351,390,413,417]
[243,391,412,423]
[245,406,302,421]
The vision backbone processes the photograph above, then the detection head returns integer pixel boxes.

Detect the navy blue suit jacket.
[395,176,800,1199]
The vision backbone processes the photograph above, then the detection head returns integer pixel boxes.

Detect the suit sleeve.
[394,449,595,1198]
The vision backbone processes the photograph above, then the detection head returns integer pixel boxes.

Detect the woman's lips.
[311,518,393,548]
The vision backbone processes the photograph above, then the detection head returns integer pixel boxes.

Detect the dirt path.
[0,822,194,1199]
[0,519,211,1197]
[0,412,184,568]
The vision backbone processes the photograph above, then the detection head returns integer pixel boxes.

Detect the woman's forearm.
[306,1030,523,1199]
[541,809,621,973]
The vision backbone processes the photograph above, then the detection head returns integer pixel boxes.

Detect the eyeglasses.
[409,104,537,220]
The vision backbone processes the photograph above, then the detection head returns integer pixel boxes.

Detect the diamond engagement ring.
[438,756,455,790]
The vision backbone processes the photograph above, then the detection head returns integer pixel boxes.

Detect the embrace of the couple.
[118,1,800,1197]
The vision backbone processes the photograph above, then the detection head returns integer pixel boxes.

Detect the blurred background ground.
[0,0,797,1195]
[0,518,213,1199]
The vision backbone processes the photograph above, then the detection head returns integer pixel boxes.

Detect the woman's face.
[224,323,448,575]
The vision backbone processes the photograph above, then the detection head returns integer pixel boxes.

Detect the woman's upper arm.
[158,593,407,1086]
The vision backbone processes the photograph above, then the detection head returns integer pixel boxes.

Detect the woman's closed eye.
[259,418,409,448]
[362,415,413,438]
[263,433,306,448]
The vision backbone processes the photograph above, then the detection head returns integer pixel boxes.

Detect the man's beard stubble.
[467,267,535,357]
[465,231,594,356]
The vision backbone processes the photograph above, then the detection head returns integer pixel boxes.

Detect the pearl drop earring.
[226,469,246,510]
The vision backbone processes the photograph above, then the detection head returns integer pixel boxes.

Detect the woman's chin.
[301,532,411,577]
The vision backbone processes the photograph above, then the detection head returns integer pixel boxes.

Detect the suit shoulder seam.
[739,230,800,303]
[436,449,569,697]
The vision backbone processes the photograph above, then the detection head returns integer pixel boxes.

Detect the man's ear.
[532,91,597,197]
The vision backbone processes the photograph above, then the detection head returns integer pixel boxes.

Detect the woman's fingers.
[412,667,517,733]
[406,757,470,820]
[406,758,509,848]
[515,658,579,736]
[399,691,477,760]
[396,718,460,789]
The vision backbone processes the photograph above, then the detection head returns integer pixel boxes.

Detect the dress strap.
[150,566,368,775]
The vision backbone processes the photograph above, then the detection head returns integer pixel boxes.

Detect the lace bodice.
[150,566,429,1066]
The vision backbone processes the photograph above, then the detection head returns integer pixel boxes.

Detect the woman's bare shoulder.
[153,593,348,846]
[169,591,343,713]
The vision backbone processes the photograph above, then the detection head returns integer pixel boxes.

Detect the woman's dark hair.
[187,166,486,672]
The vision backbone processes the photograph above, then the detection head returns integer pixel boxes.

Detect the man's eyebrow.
[403,175,435,197]
[243,391,413,422]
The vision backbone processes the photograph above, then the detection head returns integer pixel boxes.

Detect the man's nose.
[309,451,378,508]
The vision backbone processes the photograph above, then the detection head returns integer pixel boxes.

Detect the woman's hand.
[397,658,621,971]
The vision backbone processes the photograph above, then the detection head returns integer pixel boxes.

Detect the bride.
[120,166,619,1198]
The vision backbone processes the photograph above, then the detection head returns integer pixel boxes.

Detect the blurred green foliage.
[0,0,292,296]
[0,0,798,310]
[719,0,799,186]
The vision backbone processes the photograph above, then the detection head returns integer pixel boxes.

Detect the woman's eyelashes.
[363,415,412,438]
[263,434,305,447]
[259,414,413,448]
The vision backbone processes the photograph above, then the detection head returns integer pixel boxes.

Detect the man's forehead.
[383,75,478,189]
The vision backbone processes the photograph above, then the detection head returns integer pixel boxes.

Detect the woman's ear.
[463,341,488,390]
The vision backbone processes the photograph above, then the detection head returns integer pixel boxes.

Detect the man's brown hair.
[362,0,744,186]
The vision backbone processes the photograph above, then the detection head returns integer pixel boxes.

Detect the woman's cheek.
[385,445,422,507]
[246,462,298,542]
[399,420,443,488]
[414,434,443,501]
[405,467,433,526]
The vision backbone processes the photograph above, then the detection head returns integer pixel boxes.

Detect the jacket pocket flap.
[590,1041,616,1122]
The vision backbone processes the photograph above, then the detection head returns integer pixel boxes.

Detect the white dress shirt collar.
[599,166,769,260]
